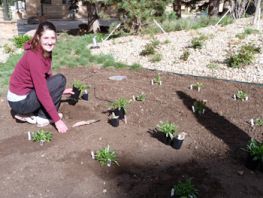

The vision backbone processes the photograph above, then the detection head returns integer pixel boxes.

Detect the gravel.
[90,17,263,84]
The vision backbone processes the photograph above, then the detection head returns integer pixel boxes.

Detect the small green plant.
[236,28,260,39]
[111,98,129,112]
[227,43,261,68]
[191,35,208,49]
[206,63,218,69]
[234,90,248,101]
[135,92,146,101]
[172,178,198,198]
[13,35,31,48]
[32,129,52,143]
[140,39,159,56]
[255,118,263,126]
[192,100,206,115]
[152,73,162,85]
[150,53,162,62]
[180,50,190,61]
[73,80,88,95]
[244,139,263,162]
[156,121,178,139]
[95,145,119,167]
[190,82,203,91]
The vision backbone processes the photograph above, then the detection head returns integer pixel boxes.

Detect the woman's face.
[40,29,57,52]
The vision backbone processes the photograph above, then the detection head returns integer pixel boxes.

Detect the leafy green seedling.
[156,121,178,139]
[133,92,146,102]
[255,118,263,127]
[244,139,263,162]
[73,80,89,95]
[190,82,203,92]
[180,50,190,61]
[171,178,198,198]
[94,145,119,167]
[234,90,248,101]
[32,129,52,144]
[151,73,162,85]
[110,98,129,112]
[192,100,206,115]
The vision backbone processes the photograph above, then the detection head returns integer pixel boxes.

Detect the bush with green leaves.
[180,50,190,61]
[13,35,31,48]
[235,90,248,101]
[110,98,129,112]
[244,139,263,162]
[191,35,208,49]
[140,39,160,56]
[192,100,206,115]
[227,43,261,68]
[3,43,16,54]
[32,129,52,143]
[172,178,198,198]
[191,82,203,91]
[95,145,119,167]
[255,118,263,127]
[73,80,88,95]
[156,121,178,139]
[135,92,146,101]
[150,53,162,62]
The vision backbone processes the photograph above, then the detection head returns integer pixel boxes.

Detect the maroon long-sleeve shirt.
[9,43,60,122]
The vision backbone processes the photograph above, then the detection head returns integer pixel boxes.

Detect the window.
[41,0,51,4]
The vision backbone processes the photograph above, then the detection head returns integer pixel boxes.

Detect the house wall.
[25,0,88,19]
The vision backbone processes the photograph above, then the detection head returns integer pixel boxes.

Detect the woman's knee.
[49,74,67,87]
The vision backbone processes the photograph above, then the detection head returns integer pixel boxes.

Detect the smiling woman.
[7,21,74,133]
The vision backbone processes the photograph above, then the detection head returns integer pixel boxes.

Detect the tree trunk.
[208,0,220,16]
[2,0,11,20]
[253,0,261,28]
[232,0,249,18]
[173,0,182,18]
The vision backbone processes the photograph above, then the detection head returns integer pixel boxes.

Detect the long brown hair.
[30,21,57,57]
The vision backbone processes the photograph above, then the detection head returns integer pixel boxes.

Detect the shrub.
[3,43,15,54]
[157,121,177,139]
[111,98,129,112]
[140,39,159,56]
[180,50,190,61]
[172,178,198,198]
[191,35,208,49]
[32,129,52,143]
[150,53,162,62]
[13,35,31,48]
[245,139,263,162]
[95,145,119,167]
[227,43,261,68]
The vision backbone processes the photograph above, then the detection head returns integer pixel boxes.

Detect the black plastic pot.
[81,92,89,101]
[69,86,81,105]
[113,108,125,120]
[171,137,184,150]
[245,154,259,171]
[109,118,119,127]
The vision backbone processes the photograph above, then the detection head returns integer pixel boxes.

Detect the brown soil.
[0,67,262,198]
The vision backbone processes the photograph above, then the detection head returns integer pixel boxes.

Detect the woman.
[7,21,72,133]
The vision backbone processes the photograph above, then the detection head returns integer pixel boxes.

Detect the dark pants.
[8,74,66,119]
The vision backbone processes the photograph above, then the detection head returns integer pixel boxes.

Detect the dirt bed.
[0,67,262,198]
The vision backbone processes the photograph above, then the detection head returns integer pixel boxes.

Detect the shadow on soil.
[176,91,250,157]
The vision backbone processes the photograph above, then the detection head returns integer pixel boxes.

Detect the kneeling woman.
[7,21,73,133]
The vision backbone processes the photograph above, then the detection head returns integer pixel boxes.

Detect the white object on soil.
[108,75,127,81]
[72,119,100,127]
[170,188,175,197]
[27,131,31,141]
[91,151,95,159]
[192,106,195,112]
[250,119,254,127]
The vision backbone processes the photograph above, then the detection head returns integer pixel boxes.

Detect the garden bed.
[0,67,262,197]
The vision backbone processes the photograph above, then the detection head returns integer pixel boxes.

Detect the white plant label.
[192,106,195,112]
[250,119,254,127]
[170,188,175,197]
[27,131,31,141]
[91,151,95,159]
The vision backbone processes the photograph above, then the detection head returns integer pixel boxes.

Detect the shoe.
[36,113,63,127]
[36,116,50,127]
[15,114,37,124]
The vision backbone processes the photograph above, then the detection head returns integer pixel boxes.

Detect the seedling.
[190,82,203,92]
[244,139,263,162]
[133,92,146,102]
[94,145,119,167]
[192,100,206,115]
[156,121,178,140]
[171,178,198,198]
[151,73,162,85]
[110,98,129,112]
[255,118,263,127]
[180,50,190,61]
[73,80,88,95]
[234,90,248,101]
[31,129,52,145]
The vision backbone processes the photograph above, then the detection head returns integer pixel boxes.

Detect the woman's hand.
[55,119,68,133]
[63,88,74,95]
